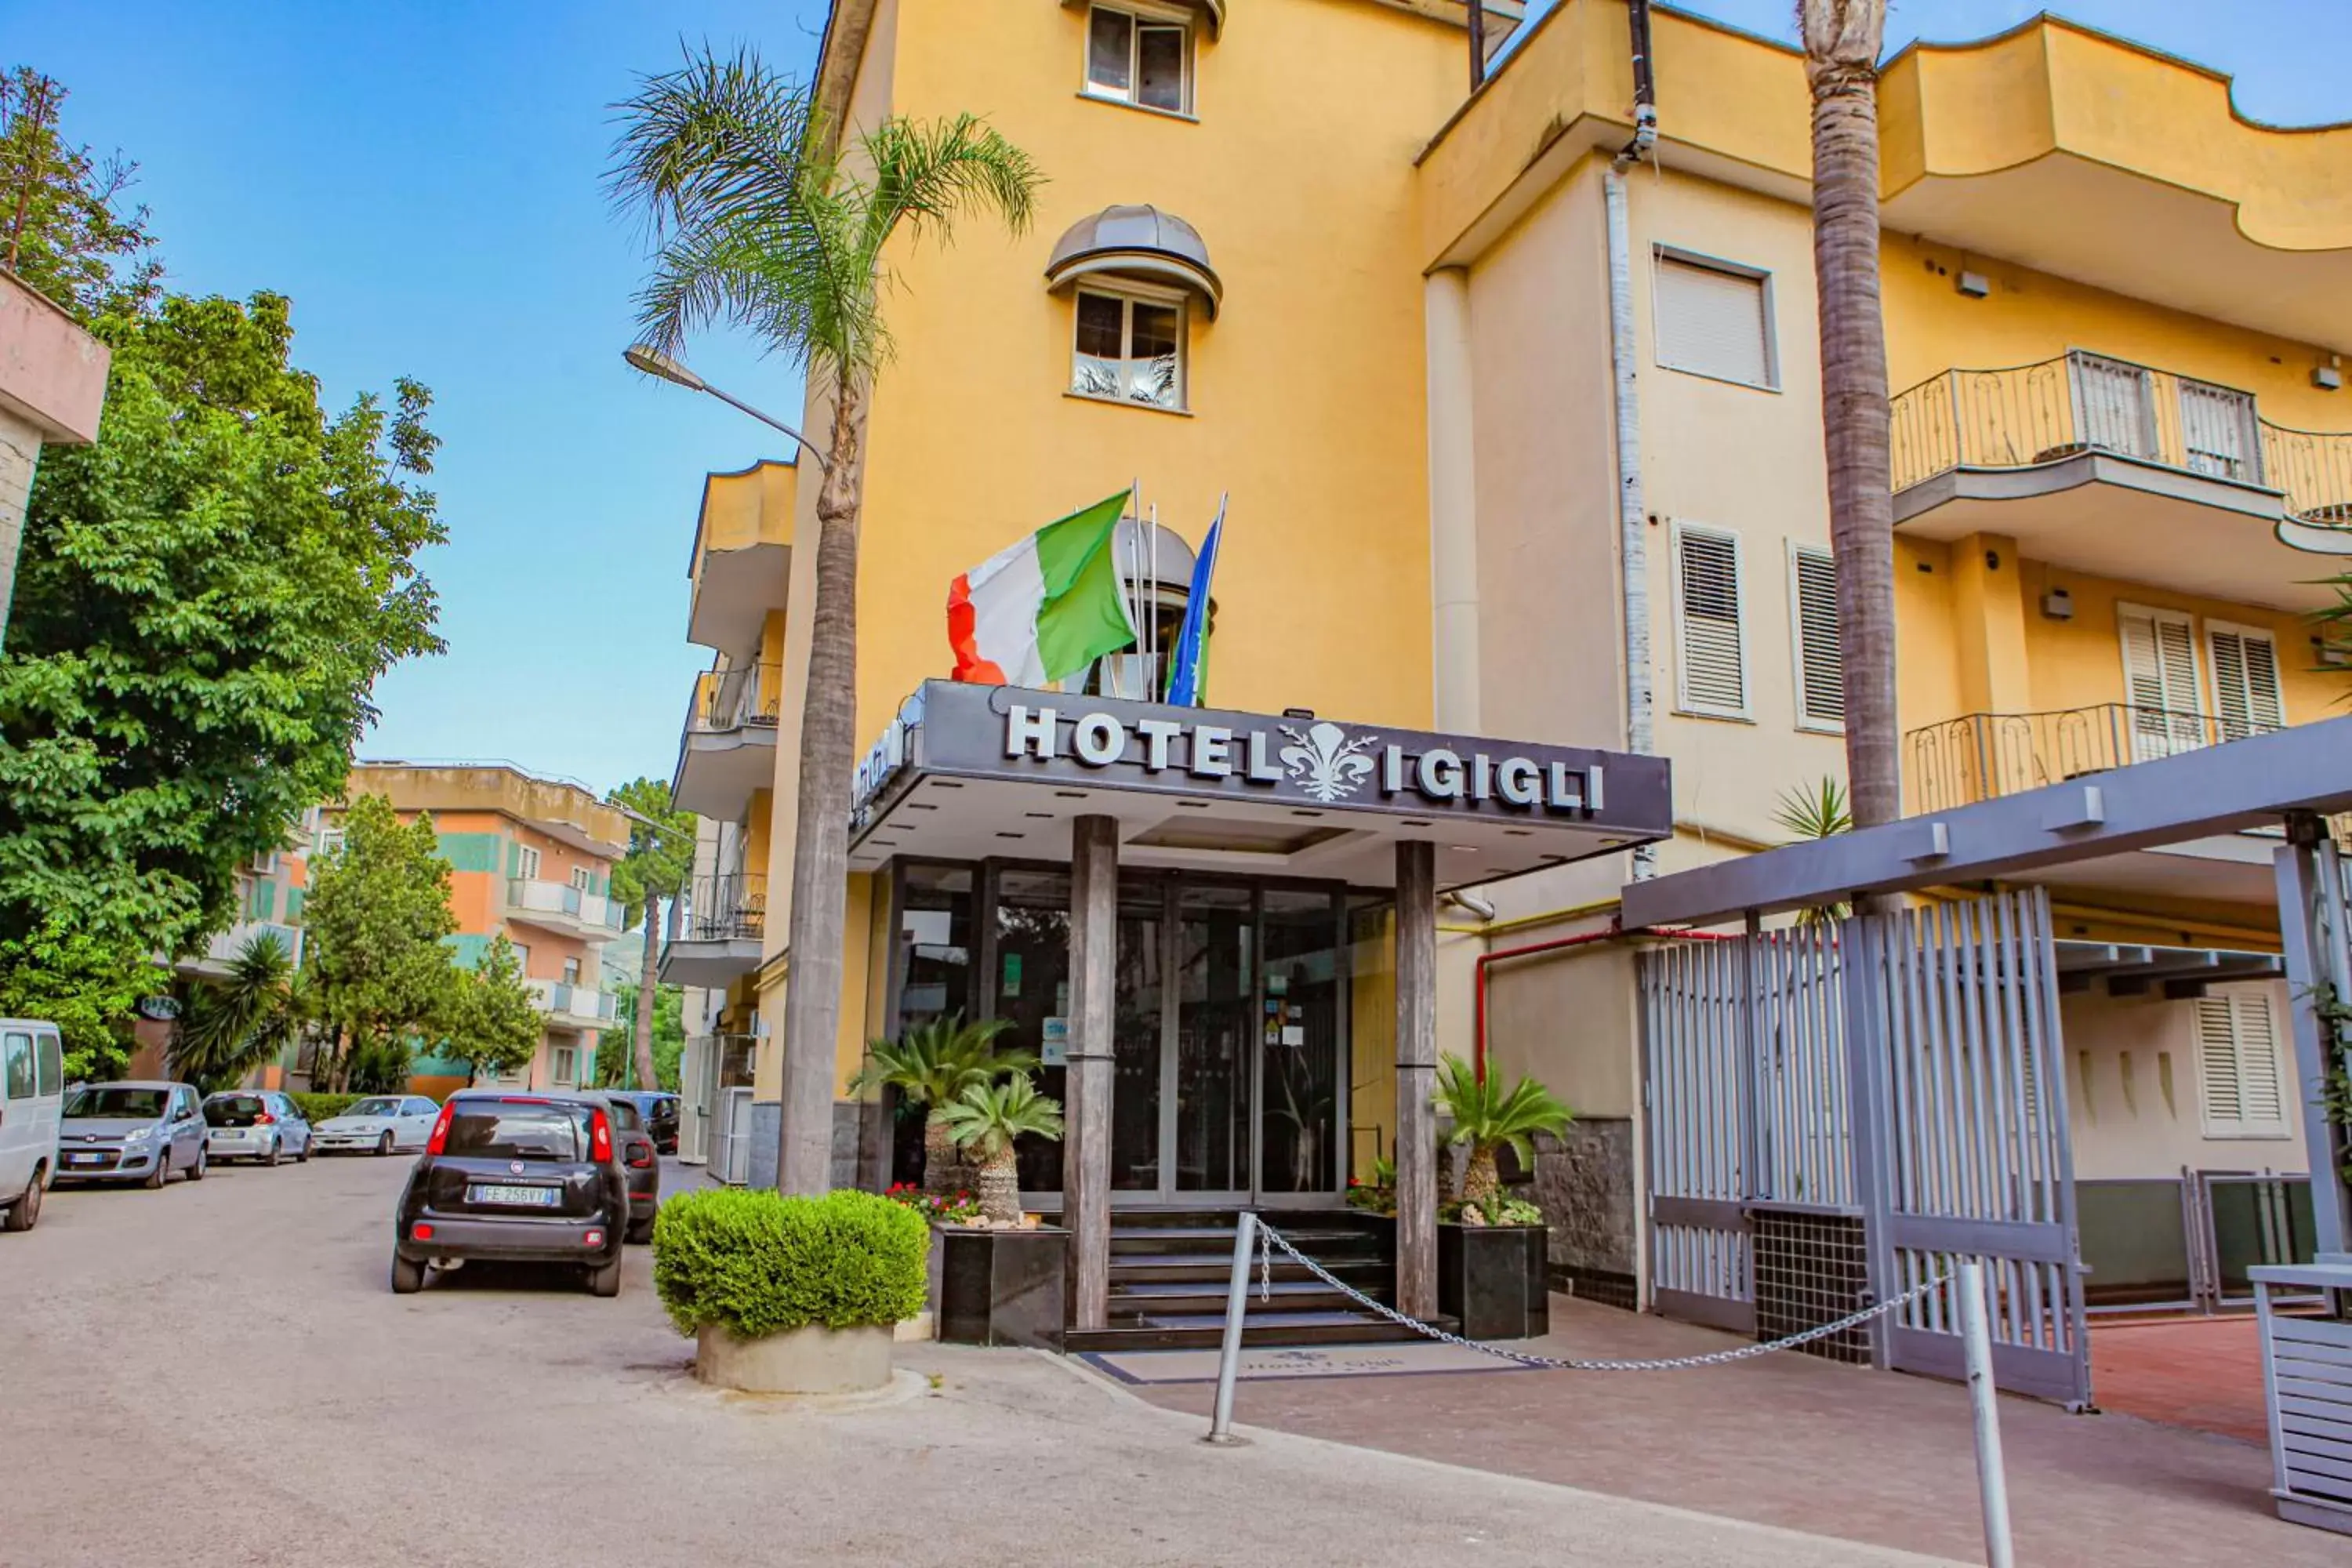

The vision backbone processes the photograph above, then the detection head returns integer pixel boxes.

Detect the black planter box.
[1439,1221,1549,1341]
[935,1225,1069,1350]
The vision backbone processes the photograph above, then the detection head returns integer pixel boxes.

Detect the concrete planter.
[694,1322,894,1395]
[935,1223,1069,1350]
[1439,1221,1550,1341]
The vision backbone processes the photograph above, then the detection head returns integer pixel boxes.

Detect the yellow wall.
[2063,981,2309,1180]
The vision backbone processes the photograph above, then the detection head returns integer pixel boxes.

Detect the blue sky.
[5,1,2345,797]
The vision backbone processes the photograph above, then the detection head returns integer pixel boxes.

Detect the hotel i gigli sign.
[851,681,1671,832]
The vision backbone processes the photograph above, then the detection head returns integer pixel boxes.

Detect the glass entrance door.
[1173,884,1253,1197]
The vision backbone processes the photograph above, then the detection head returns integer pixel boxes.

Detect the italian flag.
[948,490,1137,687]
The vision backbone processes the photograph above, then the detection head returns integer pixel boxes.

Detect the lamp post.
[622,345,831,472]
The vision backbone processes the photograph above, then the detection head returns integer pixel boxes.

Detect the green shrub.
[289,1092,371,1124]
[652,1187,928,1339]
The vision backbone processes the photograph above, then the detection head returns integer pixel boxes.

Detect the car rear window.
[604,1099,644,1132]
[205,1094,267,1127]
[444,1104,586,1161]
[65,1087,169,1120]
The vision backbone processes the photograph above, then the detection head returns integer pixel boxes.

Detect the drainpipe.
[1607,0,1661,883]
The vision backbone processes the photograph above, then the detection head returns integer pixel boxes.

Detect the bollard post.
[1204,1210,1258,1446]
[1955,1260,2016,1568]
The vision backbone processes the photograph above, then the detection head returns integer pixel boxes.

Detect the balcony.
[505,878,626,940]
[687,459,795,657]
[180,920,303,979]
[1888,351,2352,611]
[528,979,619,1030]
[1907,702,2281,815]
[659,873,768,987]
[672,663,780,818]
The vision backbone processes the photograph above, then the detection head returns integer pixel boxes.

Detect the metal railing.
[506,878,624,932]
[528,979,619,1022]
[681,872,767,942]
[1889,350,2352,523]
[1907,701,2279,814]
[686,662,782,735]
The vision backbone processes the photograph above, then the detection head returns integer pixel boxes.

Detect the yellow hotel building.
[663,2,2352,1329]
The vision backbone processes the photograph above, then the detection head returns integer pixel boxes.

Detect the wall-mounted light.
[1956,270,1991,299]
[2042,587,2075,621]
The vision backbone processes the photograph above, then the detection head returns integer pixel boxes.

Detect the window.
[1788,544,1842,731]
[34,1031,60,1096]
[571,866,593,892]
[1654,249,1776,390]
[2,1032,32,1101]
[1073,287,1185,410]
[551,1045,579,1086]
[248,851,278,877]
[517,844,542,880]
[562,957,582,985]
[1086,5,1191,114]
[2194,992,2288,1138]
[511,942,532,972]
[2178,376,2260,482]
[2207,621,2285,741]
[1672,523,1748,719]
[2118,604,2204,760]
[314,829,345,861]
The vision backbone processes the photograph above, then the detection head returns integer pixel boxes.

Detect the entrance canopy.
[850,681,1671,891]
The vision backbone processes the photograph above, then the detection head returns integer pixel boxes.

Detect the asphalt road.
[0,1154,1957,1568]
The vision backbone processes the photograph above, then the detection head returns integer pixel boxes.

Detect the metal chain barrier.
[1254,1218,1947,1374]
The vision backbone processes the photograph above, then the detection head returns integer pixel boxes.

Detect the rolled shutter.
[1791,546,1843,729]
[1675,525,1748,717]
[2195,993,2286,1138]
[1655,255,1773,388]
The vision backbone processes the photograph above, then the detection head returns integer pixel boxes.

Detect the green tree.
[0,291,444,1039]
[599,978,686,1090]
[1801,0,1899,833]
[168,930,303,1094]
[0,66,159,320]
[446,933,541,1086]
[0,920,145,1081]
[612,45,1042,1192]
[606,776,695,1091]
[302,795,459,1091]
[1431,1053,1573,1204]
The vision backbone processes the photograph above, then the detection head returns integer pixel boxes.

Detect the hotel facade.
[665,1,2352,1344]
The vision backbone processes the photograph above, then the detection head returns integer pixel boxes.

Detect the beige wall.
[2063,980,2310,1181]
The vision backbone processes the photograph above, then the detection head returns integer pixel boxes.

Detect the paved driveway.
[0,1157,1953,1568]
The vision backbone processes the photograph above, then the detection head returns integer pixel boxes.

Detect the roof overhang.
[2054,938,2283,1000]
[848,681,1671,892]
[1058,0,1225,38]
[659,938,765,988]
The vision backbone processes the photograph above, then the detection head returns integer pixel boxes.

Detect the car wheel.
[626,1216,655,1247]
[186,1147,206,1181]
[2,1169,41,1232]
[264,1136,282,1167]
[143,1150,169,1189]
[389,1254,426,1294]
[296,1137,310,1163]
[375,1131,394,1157]
[587,1258,622,1298]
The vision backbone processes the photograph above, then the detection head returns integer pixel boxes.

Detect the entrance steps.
[1064,1209,1451,1353]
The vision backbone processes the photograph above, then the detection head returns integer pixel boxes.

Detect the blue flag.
[1165,499,1224,706]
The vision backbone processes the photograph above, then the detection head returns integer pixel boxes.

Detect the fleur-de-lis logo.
[1278,722,1379,803]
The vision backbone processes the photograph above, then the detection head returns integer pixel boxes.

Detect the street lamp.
[623,343,831,472]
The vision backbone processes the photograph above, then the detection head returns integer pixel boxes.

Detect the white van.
[1,1020,65,1232]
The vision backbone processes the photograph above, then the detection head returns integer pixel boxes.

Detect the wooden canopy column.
[1393,840,1438,1319]
[1065,815,1118,1328]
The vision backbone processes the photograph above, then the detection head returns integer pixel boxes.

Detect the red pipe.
[1471,923,1739,1080]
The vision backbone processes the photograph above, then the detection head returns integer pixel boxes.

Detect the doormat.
[1079,1342,1551,1386]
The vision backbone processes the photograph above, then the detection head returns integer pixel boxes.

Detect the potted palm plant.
[851,1014,1033,1196]
[1432,1053,1573,1340]
[930,1073,1069,1348]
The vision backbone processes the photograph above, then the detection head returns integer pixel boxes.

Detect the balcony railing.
[1907,702,2280,814]
[201,920,303,968]
[681,872,767,943]
[687,662,782,735]
[506,878,625,933]
[1889,350,2352,523]
[529,978,619,1023]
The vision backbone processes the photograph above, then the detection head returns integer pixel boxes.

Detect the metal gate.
[1853,891,2091,1406]
[1641,890,2091,1404]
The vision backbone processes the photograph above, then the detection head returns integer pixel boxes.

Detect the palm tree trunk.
[1804,0,1900,833]
[633,891,664,1091]
[921,1111,959,1197]
[775,371,869,1195]
[975,1149,1021,1225]
[1462,1145,1501,1203]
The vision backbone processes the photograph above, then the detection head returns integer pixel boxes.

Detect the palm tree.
[849,1014,1034,1196]
[1432,1052,1572,1204]
[1773,776,1854,924]
[170,932,302,1094]
[1801,0,1900,831]
[940,1074,1064,1225]
[611,46,1043,1195]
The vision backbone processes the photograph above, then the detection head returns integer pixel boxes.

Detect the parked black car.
[390,1091,628,1297]
[611,1090,680,1155]
[597,1094,661,1243]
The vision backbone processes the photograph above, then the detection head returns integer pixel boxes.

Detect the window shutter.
[2119,605,2202,760]
[2195,993,2287,1138]
[1791,546,1843,728]
[2208,625,2285,740]
[1655,256,1772,387]
[1675,525,1747,717]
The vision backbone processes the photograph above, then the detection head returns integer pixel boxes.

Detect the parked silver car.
[314,1095,439,1155]
[53,1081,209,1188]
[202,1091,313,1165]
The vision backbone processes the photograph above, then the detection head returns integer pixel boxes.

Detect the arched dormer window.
[1047,205,1219,412]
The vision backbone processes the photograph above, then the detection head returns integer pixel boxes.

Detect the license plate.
[67,1152,104,1166]
[467,1184,559,1208]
